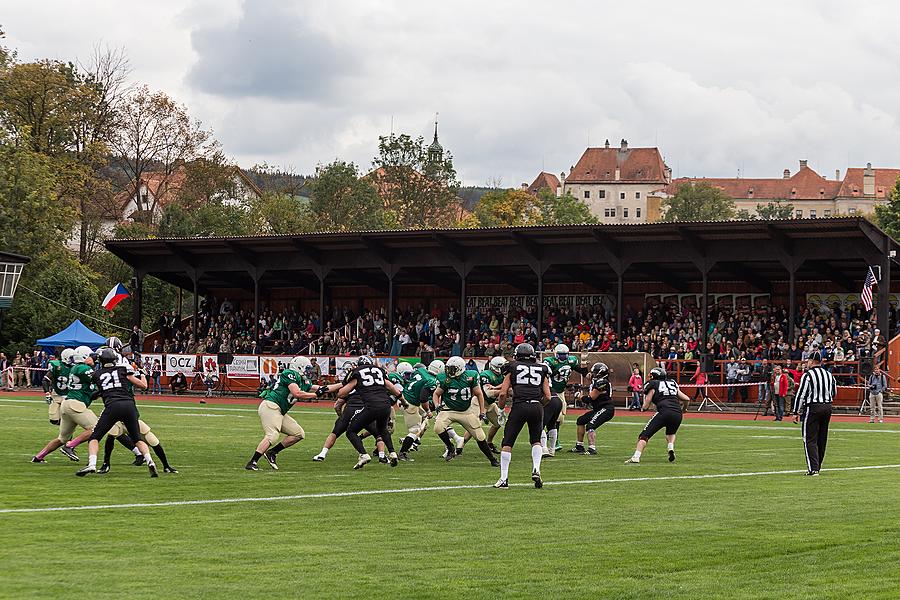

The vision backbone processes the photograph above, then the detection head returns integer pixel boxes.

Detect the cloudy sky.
[4,0,899,186]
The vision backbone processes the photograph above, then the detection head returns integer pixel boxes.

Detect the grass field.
[2,394,900,599]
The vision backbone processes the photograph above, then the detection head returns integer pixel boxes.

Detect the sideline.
[2,463,899,515]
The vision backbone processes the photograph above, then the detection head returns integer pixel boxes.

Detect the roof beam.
[411,270,461,295]
[291,238,322,263]
[766,224,794,256]
[489,266,536,293]
[555,264,607,292]
[433,232,466,262]
[678,227,705,257]
[804,260,855,292]
[164,242,198,269]
[591,229,620,258]
[343,270,389,293]
[717,262,773,294]
[510,232,543,261]
[359,236,392,263]
[633,263,689,292]
[224,241,258,268]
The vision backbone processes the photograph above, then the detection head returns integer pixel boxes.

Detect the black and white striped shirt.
[793,366,836,412]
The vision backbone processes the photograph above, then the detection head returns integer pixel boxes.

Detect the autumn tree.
[662,181,736,221]
[309,160,385,231]
[472,188,543,227]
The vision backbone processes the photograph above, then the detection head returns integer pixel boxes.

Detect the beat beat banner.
[165,354,198,376]
[226,355,259,378]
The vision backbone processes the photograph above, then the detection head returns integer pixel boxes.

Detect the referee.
[792,353,836,476]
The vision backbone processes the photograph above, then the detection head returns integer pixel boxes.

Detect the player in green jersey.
[42,348,74,425]
[459,356,508,454]
[541,343,588,456]
[396,362,440,460]
[246,356,328,471]
[432,356,499,466]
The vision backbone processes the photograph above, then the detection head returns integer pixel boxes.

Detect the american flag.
[861,266,877,311]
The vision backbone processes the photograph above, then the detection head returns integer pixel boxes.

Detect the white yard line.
[2,463,899,515]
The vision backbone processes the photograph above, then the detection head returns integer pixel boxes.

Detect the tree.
[110,86,216,221]
[538,188,598,224]
[472,189,543,227]
[875,176,900,240]
[158,201,258,238]
[662,181,736,221]
[371,133,461,228]
[309,160,385,231]
[253,192,314,235]
[755,200,795,220]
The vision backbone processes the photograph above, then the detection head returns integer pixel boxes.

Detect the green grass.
[1,395,899,599]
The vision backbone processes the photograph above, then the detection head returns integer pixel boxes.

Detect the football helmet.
[446,356,465,378]
[289,356,315,377]
[554,343,569,361]
[489,356,509,376]
[514,343,536,361]
[591,362,610,380]
[396,361,414,380]
[357,355,375,366]
[98,347,119,368]
[106,336,124,352]
[60,348,75,365]
[649,366,667,380]
[428,359,445,376]
[72,346,93,364]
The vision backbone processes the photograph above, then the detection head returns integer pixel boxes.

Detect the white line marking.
[3,463,899,515]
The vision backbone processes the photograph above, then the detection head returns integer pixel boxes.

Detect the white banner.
[334,357,359,381]
[200,354,219,375]
[314,356,329,377]
[258,356,331,383]
[139,354,163,374]
[165,354,197,376]
[226,355,259,378]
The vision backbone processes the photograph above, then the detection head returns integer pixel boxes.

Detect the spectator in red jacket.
[772,365,790,421]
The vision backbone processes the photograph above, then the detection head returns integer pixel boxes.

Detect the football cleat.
[59,445,79,462]
[245,461,259,471]
[98,463,110,474]
[149,463,159,478]
[411,440,421,452]
[493,479,509,489]
[570,445,586,454]
[378,455,389,464]
[532,469,543,489]
[397,452,413,462]
[668,449,676,462]
[264,451,279,470]
[132,455,145,466]
[489,457,500,467]
[75,465,96,477]
[542,449,551,458]
[624,457,640,464]
[354,454,371,470]
[389,452,398,467]
[444,448,456,462]
[587,447,598,455]
[163,466,179,473]
[488,443,499,454]
[554,442,563,452]
[312,454,326,462]
[30,456,46,463]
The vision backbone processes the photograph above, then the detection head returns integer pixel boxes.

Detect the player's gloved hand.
[44,392,52,405]
[316,386,326,397]
[480,413,487,424]
[497,411,507,426]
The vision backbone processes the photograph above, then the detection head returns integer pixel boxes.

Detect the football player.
[395,361,438,461]
[75,348,159,477]
[43,348,73,426]
[570,362,614,455]
[101,418,177,474]
[495,343,551,489]
[31,346,97,463]
[245,356,325,471]
[432,356,499,466]
[335,356,402,469]
[625,366,689,464]
[542,344,588,456]
[461,356,507,454]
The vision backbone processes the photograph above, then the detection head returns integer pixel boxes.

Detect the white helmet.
[489,356,509,375]
[289,356,314,377]
[446,356,466,378]
[428,359,445,376]
[554,343,570,360]
[396,362,414,379]
[60,348,75,365]
[72,346,93,364]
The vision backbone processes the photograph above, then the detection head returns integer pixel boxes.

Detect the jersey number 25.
[515,365,544,385]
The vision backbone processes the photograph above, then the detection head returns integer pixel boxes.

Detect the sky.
[3,0,900,186]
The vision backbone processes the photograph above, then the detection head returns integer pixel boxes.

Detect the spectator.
[12,352,25,388]
[736,358,751,402]
[726,359,740,402]
[628,364,643,410]
[868,365,888,424]
[772,365,790,421]
[170,372,188,395]
[150,360,162,395]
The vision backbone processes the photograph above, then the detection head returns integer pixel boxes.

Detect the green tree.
[309,160,385,231]
[371,133,461,228]
[538,188,598,224]
[874,176,900,240]
[158,201,257,238]
[253,192,314,234]
[755,200,795,220]
[472,189,543,227]
[662,181,736,222]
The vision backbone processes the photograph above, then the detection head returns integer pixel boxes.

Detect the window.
[623,208,629,218]
[611,207,617,217]
[795,209,803,218]
[810,209,817,218]
[583,190,590,199]
[636,208,642,218]
[823,209,831,217]
[598,190,606,199]
[635,191,641,199]
[604,209,611,218]
[619,192,626,200]
[849,207,857,215]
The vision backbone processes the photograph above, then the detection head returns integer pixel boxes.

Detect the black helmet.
[514,343,536,361]
[357,355,375,366]
[98,347,119,368]
[591,362,610,379]
[649,366,666,380]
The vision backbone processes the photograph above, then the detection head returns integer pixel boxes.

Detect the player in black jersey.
[494,343,551,489]
[570,362,615,455]
[625,366,689,464]
[76,348,159,477]
[336,356,402,469]
[312,363,386,462]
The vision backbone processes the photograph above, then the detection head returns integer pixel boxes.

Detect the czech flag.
[102,283,130,311]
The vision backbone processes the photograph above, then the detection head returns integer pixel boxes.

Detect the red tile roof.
[666,165,842,201]
[838,168,900,199]
[527,171,560,194]
[566,146,669,184]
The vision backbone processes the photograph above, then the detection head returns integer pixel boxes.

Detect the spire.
[428,112,443,164]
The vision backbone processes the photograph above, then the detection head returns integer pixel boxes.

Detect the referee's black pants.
[802,403,832,472]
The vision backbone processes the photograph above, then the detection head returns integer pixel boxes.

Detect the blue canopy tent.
[36,319,107,350]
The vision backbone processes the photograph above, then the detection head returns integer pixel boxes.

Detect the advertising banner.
[140,354,163,374]
[200,355,219,374]
[165,354,197,376]
[226,355,259,378]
